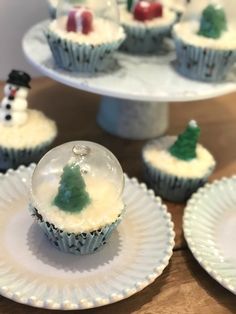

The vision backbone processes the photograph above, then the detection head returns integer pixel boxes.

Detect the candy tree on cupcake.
[119,0,176,54]
[46,0,125,72]
[142,120,216,202]
[173,0,236,81]
[30,141,125,255]
[0,70,57,171]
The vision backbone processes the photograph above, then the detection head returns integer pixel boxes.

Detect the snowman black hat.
[7,70,31,89]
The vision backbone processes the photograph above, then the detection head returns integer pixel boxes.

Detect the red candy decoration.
[66,7,93,35]
[150,2,163,18]
[133,0,163,21]
[67,10,77,32]
[82,11,93,35]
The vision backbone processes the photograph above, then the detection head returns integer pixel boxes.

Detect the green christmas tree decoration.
[169,120,200,161]
[198,4,227,39]
[54,163,90,213]
[127,0,133,12]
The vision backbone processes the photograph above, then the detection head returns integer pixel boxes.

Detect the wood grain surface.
[0,78,236,313]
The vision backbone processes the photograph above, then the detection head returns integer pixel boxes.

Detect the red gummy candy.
[134,1,152,21]
[66,10,77,32]
[150,2,163,18]
[82,11,93,35]
[134,1,163,21]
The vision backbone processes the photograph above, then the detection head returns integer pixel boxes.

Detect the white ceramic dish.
[0,164,174,310]
[184,176,236,294]
[22,20,236,102]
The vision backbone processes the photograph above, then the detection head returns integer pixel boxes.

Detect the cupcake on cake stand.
[22,0,236,140]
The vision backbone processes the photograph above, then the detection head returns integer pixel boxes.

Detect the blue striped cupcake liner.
[120,23,172,54]
[142,136,215,203]
[0,139,55,172]
[173,34,236,82]
[29,205,125,255]
[142,160,211,203]
[45,28,125,73]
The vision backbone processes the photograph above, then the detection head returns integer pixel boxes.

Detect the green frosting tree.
[198,4,227,39]
[169,120,200,161]
[54,163,90,213]
[127,0,133,12]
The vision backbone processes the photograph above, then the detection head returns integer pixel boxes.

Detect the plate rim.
[0,164,175,310]
[183,175,236,295]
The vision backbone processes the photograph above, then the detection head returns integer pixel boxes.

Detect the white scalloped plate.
[0,165,174,310]
[184,176,236,294]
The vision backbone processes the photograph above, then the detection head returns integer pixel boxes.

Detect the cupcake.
[173,1,236,82]
[47,0,58,19]
[46,0,126,73]
[142,120,216,203]
[29,141,125,255]
[0,70,57,171]
[119,0,176,54]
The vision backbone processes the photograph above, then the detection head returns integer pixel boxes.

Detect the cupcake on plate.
[142,120,216,203]
[119,0,176,54]
[0,70,57,171]
[47,0,58,19]
[29,141,125,255]
[173,0,236,81]
[46,0,125,73]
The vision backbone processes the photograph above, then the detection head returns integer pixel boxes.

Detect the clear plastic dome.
[56,0,120,34]
[31,141,124,211]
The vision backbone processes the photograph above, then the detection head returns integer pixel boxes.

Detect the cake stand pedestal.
[22,20,236,140]
[98,98,168,139]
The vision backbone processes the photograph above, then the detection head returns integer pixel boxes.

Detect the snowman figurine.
[0,70,31,126]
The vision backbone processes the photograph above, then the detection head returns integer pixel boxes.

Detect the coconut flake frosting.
[49,18,125,45]
[32,176,124,233]
[143,136,216,179]
[173,21,236,50]
[0,109,57,149]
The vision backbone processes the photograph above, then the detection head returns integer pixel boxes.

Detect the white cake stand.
[23,20,236,139]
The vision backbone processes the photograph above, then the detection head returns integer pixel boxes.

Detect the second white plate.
[184,176,236,294]
[0,165,174,310]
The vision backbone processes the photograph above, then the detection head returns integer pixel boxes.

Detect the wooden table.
[1,78,236,313]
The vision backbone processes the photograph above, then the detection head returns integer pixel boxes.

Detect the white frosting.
[0,109,57,149]
[143,136,216,179]
[0,84,30,126]
[0,110,28,126]
[32,176,124,233]
[50,17,125,45]
[4,84,29,99]
[119,5,176,28]
[1,97,27,111]
[173,21,236,50]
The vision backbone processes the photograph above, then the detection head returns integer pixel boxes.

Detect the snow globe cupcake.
[142,120,216,202]
[119,0,176,54]
[173,0,236,81]
[0,70,57,171]
[29,141,125,255]
[46,0,126,72]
